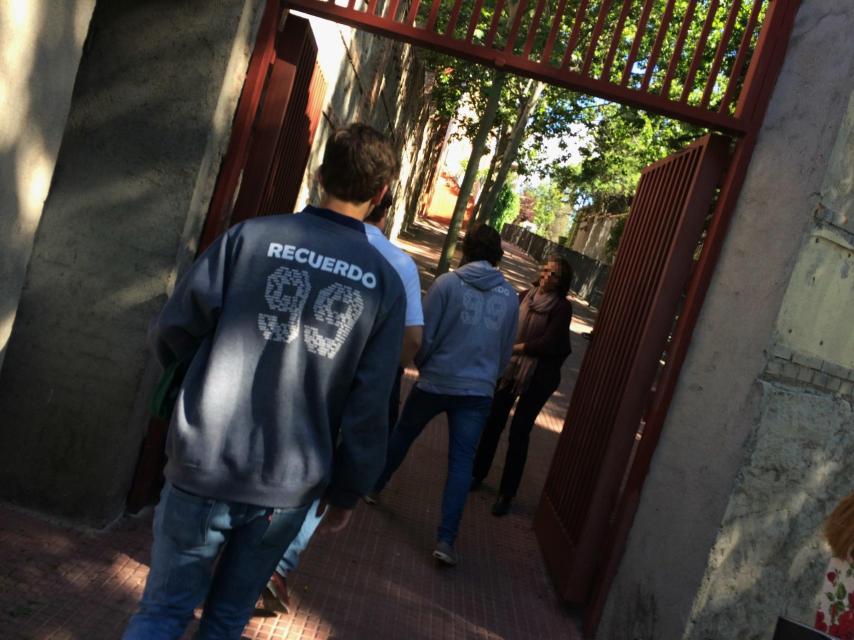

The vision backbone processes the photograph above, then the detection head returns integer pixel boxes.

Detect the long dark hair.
[544,253,573,297]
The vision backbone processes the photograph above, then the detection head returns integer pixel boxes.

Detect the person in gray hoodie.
[369,224,518,566]
[124,124,405,640]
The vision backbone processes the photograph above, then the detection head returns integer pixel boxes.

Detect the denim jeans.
[275,497,325,576]
[374,385,492,545]
[123,483,309,640]
[273,368,403,579]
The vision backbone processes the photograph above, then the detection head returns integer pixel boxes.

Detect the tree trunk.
[477,79,545,226]
[472,123,511,222]
[436,71,507,275]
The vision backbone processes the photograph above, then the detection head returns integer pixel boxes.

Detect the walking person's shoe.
[432,540,459,566]
[491,495,512,517]
[262,571,290,614]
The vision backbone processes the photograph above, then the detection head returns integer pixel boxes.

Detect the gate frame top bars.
[280,0,795,136]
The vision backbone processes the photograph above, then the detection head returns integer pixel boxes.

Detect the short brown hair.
[462,223,503,266]
[825,491,854,561]
[319,124,398,203]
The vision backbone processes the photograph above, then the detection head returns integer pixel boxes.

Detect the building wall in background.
[293,12,432,243]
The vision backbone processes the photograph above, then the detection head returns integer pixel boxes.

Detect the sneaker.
[363,491,380,505]
[261,571,290,614]
[491,495,512,517]
[432,540,459,566]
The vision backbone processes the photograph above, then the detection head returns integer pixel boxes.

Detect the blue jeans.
[124,483,309,640]
[275,368,404,578]
[275,497,325,576]
[374,386,492,545]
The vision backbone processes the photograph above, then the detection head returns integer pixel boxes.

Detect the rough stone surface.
[598,3,854,638]
[0,0,262,525]
[683,381,853,640]
[0,0,95,373]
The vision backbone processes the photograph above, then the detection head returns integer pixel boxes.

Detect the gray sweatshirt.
[415,261,518,397]
[153,206,405,509]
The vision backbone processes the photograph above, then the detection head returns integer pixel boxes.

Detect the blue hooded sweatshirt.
[415,261,519,397]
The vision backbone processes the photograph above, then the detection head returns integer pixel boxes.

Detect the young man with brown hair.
[124,124,405,639]
[263,192,425,613]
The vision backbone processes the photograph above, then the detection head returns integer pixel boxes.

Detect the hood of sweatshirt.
[414,262,519,397]
[454,260,506,291]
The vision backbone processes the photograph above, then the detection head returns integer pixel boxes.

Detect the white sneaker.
[432,541,459,566]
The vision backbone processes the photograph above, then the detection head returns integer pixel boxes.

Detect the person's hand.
[316,498,353,533]
[512,343,525,354]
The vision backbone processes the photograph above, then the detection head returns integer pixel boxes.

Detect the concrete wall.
[0,0,96,374]
[598,2,854,638]
[683,89,854,640]
[0,0,264,525]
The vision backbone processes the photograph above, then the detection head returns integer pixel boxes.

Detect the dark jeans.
[473,370,560,498]
[388,366,404,432]
[277,366,404,577]
[374,385,492,545]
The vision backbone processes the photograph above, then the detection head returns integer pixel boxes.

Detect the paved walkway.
[0,220,593,640]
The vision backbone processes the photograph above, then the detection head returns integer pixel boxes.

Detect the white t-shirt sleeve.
[401,258,424,327]
[364,226,424,327]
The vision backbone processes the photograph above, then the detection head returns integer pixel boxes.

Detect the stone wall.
[598,2,854,638]
[0,0,265,525]
[0,0,96,374]
[683,382,852,639]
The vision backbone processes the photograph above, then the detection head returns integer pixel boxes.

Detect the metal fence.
[501,223,610,307]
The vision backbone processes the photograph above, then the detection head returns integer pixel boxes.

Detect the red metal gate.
[127,7,327,510]
[279,0,800,624]
[534,133,729,603]
[199,9,327,249]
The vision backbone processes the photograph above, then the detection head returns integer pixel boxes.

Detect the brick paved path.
[0,220,592,639]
